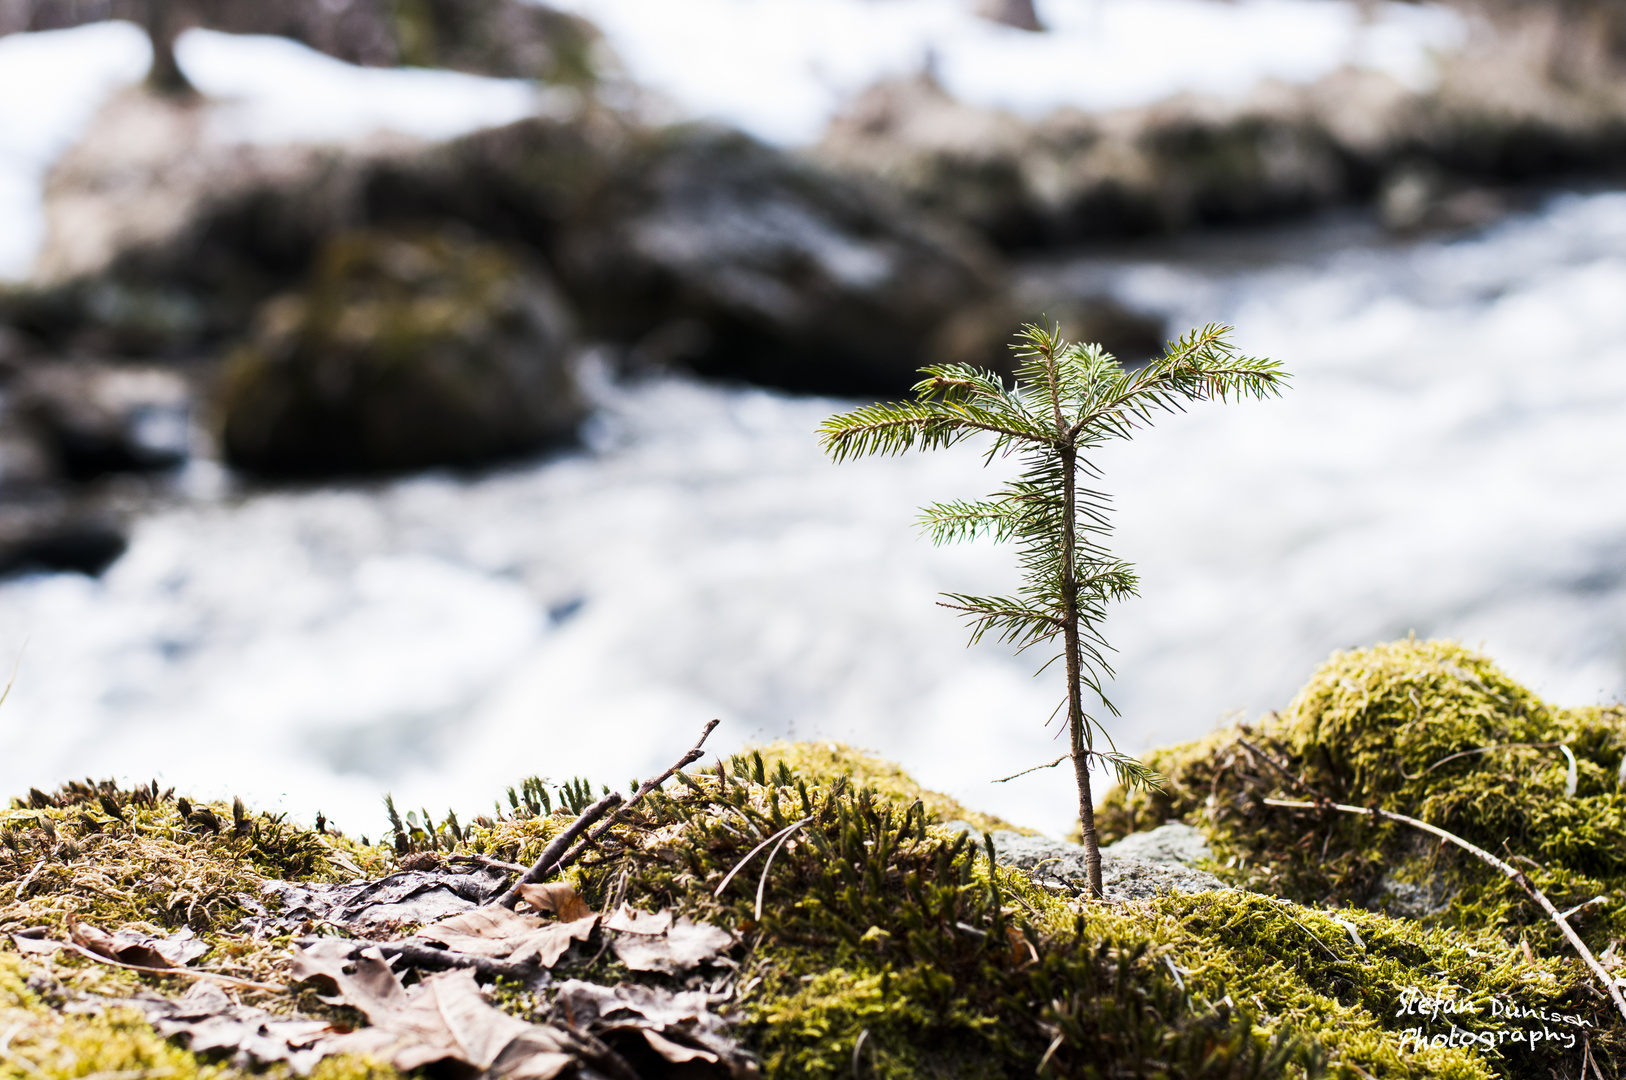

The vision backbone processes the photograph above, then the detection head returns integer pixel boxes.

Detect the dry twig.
[490,719,720,908]
[1264,797,1626,1022]
[552,719,721,875]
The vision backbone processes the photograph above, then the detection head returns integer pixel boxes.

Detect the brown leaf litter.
[553,980,756,1078]
[289,939,630,1079]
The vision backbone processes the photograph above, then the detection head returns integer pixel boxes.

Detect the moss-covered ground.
[3,638,1622,1080]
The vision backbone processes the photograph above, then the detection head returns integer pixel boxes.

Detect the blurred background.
[0,0,1624,838]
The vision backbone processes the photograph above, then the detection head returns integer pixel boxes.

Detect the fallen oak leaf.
[603,904,672,936]
[293,942,632,1080]
[610,917,734,974]
[517,883,595,923]
[417,904,598,968]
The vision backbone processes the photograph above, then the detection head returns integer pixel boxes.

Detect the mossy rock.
[6,661,1626,1080]
[219,229,583,476]
[1101,638,1626,956]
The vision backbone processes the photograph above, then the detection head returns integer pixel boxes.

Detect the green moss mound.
[5,653,1626,1080]
[1101,637,1626,981]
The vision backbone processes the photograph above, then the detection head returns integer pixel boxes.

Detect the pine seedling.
[819,322,1287,897]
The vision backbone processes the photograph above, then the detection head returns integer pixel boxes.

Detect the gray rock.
[990,828,1226,903]
[1370,868,1456,919]
[1102,822,1213,866]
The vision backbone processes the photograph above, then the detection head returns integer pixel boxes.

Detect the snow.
[0,22,543,280]
[0,0,1468,278]
[555,0,1467,144]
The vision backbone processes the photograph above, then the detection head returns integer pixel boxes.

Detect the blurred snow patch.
[0,23,545,280]
[554,0,1467,144]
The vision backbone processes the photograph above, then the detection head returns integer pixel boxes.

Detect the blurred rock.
[12,361,192,479]
[976,0,1043,33]
[0,498,127,577]
[219,229,583,476]
[22,102,1005,397]
[815,10,1626,251]
[4,0,602,83]
[1377,161,1511,235]
[545,124,1006,393]
[815,74,1353,249]
[29,89,349,289]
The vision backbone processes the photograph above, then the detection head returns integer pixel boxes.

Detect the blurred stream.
[2,189,1625,839]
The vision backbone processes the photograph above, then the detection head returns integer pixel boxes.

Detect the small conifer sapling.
[819,323,1287,897]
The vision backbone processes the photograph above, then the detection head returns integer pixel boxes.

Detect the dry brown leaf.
[66,914,210,968]
[552,980,755,1077]
[10,934,63,956]
[290,942,618,1079]
[610,916,734,974]
[289,940,410,1025]
[603,903,673,936]
[517,882,595,923]
[133,981,333,1072]
[417,906,599,968]
[643,1028,719,1064]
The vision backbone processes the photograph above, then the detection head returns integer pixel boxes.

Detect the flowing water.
[6,190,1626,838]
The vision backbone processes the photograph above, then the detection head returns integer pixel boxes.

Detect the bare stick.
[449,853,527,874]
[1265,797,1626,1022]
[549,718,721,876]
[993,755,1067,784]
[490,720,720,906]
[491,791,623,909]
[345,939,537,981]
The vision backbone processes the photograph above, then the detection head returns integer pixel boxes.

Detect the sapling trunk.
[1059,442,1104,896]
[819,324,1285,894]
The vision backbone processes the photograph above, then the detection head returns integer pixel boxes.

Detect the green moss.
[1098,638,1626,1068]
[7,649,1626,1080]
[0,952,398,1080]
[529,742,1618,1079]
[748,741,1031,835]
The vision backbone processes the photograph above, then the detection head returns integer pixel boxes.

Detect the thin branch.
[448,853,527,874]
[1401,741,1565,780]
[300,938,538,981]
[549,718,722,876]
[992,755,1068,783]
[1264,798,1626,1022]
[491,791,623,909]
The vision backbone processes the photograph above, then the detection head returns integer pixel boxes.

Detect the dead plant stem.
[1264,797,1626,1022]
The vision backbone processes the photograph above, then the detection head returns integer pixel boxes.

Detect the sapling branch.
[1264,798,1626,1022]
